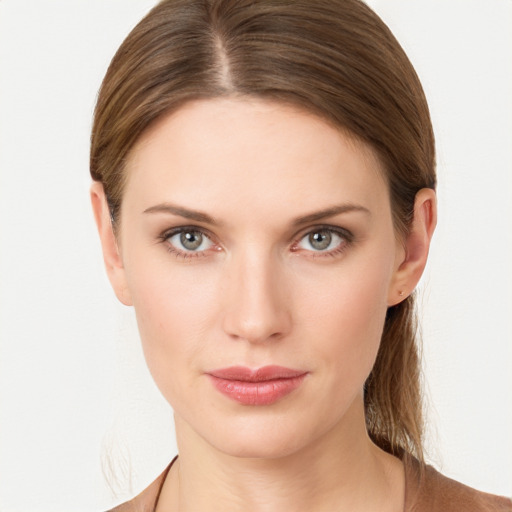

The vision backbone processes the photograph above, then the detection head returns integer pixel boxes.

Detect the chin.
[209,428,309,460]
[186,407,335,461]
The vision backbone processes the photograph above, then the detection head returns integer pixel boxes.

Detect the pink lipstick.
[207,366,307,405]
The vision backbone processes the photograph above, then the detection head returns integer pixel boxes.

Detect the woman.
[89,0,511,510]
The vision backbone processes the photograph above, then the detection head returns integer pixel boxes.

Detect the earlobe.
[90,182,133,306]
[388,188,437,306]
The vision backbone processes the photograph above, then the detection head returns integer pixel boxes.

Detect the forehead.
[123,98,389,220]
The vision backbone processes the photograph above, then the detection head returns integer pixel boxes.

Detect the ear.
[90,182,133,306]
[388,188,437,306]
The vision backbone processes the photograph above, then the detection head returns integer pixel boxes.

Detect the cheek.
[125,259,222,400]
[295,253,393,385]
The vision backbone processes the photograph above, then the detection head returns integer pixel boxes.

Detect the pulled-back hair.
[90,0,436,462]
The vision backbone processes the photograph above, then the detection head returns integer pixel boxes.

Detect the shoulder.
[404,454,512,512]
[106,458,176,512]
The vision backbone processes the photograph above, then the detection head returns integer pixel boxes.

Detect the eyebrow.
[291,204,371,226]
[142,202,370,226]
[143,203,218,225]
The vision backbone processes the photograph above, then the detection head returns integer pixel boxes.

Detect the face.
[114,98,405,458]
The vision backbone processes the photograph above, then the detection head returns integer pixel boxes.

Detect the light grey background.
[0,1,511,511]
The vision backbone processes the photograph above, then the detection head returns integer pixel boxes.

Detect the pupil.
[309,230,331,250]
[180,231,202,250]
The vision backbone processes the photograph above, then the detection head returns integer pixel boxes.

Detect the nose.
[221,249,292,344]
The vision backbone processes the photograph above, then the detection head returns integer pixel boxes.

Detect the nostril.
[223,311,292,344]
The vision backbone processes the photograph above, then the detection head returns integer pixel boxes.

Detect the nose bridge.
[222,245,291,343]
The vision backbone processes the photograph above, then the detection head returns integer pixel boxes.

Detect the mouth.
[207,365,308,406]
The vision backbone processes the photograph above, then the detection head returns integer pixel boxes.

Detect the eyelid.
[292,224,353,243]
[160,224,213,240]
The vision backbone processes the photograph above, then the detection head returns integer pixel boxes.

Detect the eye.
[295,228,348,253]
[165,228,214,254]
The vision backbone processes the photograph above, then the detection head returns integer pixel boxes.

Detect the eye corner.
[289,240,301,253]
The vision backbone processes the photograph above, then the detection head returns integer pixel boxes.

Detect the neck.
[156,398,404,512]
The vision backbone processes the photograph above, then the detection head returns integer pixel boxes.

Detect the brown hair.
[91,0,436,462]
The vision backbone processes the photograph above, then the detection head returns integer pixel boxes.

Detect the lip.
[207,365,308,406]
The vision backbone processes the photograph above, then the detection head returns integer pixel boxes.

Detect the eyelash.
[157,225,354,260]
[291,225,353,258]
[158,226,218,260]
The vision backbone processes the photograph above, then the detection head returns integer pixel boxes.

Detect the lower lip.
[208,374,307,405]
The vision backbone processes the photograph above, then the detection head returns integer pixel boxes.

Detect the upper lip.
[208,365,307,382]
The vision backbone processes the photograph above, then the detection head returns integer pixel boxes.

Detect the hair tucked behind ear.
[91,0,436,462]
[365,294,423,459]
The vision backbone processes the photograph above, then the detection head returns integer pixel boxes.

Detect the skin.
[91,98,436,512]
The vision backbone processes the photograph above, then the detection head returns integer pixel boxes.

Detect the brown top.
[109,455,512,512]
[402,454,512,511]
